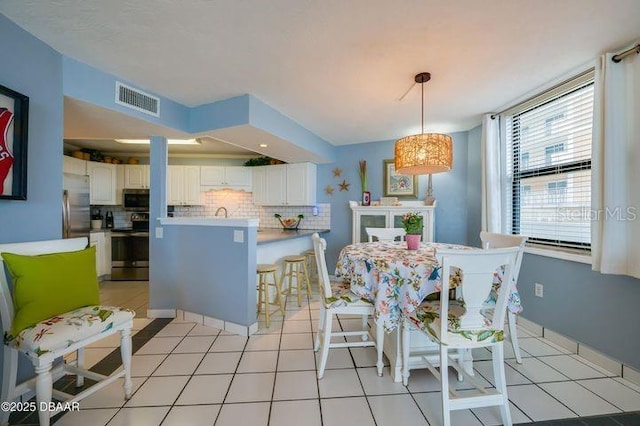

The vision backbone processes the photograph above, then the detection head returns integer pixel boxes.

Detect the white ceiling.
[2,0,639,146]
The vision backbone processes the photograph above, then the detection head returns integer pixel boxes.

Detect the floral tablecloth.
[335,241,522,332]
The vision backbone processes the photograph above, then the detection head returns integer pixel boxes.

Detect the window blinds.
[504,71,594,251]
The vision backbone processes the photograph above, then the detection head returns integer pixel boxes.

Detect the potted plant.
[359,160,370,206]
[401,212,423,250]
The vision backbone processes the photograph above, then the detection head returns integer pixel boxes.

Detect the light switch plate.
[234,230,244,243]
[534,283,543,298]
[155,227,163,239]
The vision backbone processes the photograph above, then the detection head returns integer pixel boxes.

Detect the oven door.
[111,232,149,280]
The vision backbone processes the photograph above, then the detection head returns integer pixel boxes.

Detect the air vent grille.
[115,82,160,117]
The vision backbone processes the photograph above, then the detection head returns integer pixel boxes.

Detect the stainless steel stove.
[111,213,149,281]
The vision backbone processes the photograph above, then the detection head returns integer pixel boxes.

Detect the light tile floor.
[45,288,640,425]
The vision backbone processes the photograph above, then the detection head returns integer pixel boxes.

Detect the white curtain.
[481,114,502,233]
[591,49,640,278]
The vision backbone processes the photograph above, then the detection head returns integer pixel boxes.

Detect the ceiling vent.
[115,82,160,117]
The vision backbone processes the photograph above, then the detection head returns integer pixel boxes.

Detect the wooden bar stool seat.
[257,263,285,327]
[280,255,312,307]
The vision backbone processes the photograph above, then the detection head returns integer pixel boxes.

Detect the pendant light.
[394,72,453,205]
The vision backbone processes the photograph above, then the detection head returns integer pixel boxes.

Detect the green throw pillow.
[2,246,100,336]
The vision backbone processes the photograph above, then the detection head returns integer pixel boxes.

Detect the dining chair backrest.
[480,231,527,283]
[436,247,519,340]
[312,233,333,300]
[366,227,406,242]
[0,237,88,335]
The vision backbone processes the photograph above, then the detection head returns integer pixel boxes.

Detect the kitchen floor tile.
[195,352,242,375]
[318,368,364,398]
[255,320,283,334]
[540,381,621,416]
[412,391,483,425]
[87,333,125,348]
[237,350,278,373]
[280,333,314,350]
[187,323,221,336]
[172,335,216,353]
[518,337,569,356]
[83,348,115,368]
[125,376,189,407]
[578,378,640,411]
[507,383,578,421]
[161,404,220,426]
[130,354,166,377]
[154,322,195,337]
[473,359,532,386]
[471,401,531,425]
[277,349,316,371]
[225,372,276,403]
[106,406,170,426]
[539,355,608,380]
[357,367,408,395]
[350,347,388,368]
[136,337,182,355]
[273,370,319,400]
[311,317,342,332]
[214,402,270,426]
[506,357,571,383]
[77,378,142,409]
[320,396,376,426]
[175,374,233,405]
[244,334,281,351]
[368,394,429,426]
[53,408,117,426]
[152,353,205,376]
[283,309,311,321]
[208,335,248,352]
[339,318,369,332]
[282,319,312,333]
[270,399,321,426]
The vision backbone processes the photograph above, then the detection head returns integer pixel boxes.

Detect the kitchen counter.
[257,228,329,245]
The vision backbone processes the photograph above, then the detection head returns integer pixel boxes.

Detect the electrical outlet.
[234,230,244,243]
[155,227,163,239]
[534,283,544,298]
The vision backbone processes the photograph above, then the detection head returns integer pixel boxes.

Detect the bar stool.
[303,249,317,289]
[257,264,285,327]
[280,255,312,307]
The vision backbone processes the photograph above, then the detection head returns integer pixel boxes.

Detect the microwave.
[122,189,150,211]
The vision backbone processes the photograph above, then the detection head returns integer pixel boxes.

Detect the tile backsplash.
[173,190,330,230]
[89,205,133,229]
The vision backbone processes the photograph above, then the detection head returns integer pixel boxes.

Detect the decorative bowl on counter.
[275,214,304,230]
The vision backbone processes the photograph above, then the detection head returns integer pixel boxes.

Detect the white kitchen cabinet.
[86,162,118,205]
[168,165,201,205]
[89,231,111,279]
[350,201,435,244]
[124,165,150,189]
[201,166,251,190]
[253,163,316,206]
[63,156,87,175]
[115,164,124,205]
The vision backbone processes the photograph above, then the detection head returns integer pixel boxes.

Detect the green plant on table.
[401,212,423,235]
[358,160,367,192]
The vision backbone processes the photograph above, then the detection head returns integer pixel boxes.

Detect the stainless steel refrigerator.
[62,173,90,239]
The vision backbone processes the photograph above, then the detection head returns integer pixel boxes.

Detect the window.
[504,70,594,251]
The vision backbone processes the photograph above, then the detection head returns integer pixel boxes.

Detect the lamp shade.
[394,133,453,175]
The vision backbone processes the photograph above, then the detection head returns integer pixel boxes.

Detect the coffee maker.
[105,211,114,229]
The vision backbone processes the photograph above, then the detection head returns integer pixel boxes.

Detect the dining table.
[335,240,523,381]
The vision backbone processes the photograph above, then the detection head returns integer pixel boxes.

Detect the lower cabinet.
[90,231,111,279]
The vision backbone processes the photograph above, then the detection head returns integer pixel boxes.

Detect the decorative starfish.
[332,167,343,177]
[324,185,334,195]
[338,180,350,191]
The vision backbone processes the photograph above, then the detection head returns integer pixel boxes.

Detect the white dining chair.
[365,227,406,242]
[312,233,384,379]
[401,247,520,426]
[0,238,134,426]
[480,231,527,364]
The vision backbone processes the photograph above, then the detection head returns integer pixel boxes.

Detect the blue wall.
[316,132,470,268]
[466,125,482,248]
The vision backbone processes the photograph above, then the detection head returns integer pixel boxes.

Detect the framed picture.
[0,84,29,200]
[383,159,418,198]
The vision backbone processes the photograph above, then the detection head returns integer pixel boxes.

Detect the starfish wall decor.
[332,167,343,177]
[338,180,350,191]
[324,185,335,195]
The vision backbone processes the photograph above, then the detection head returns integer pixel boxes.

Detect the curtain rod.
[612,43,640,63]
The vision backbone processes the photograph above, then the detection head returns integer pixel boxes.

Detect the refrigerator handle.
[62,190,70,238]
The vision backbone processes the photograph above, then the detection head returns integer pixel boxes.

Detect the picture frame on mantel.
[383,159,418,198]
[0,84,29,200]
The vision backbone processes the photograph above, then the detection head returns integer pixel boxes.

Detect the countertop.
[257,228,329,245]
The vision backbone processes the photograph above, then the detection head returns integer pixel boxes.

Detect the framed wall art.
[383,159,418,198]
[0,84,29,200]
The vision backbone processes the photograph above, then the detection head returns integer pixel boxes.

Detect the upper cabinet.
[201,166,251,191]
[253,162,316,206]
[124,165,150,189]
[63,156,87,175]
[168,165,201,206]
[86,162,118,205]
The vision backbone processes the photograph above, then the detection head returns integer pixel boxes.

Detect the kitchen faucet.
[215,207,228,218]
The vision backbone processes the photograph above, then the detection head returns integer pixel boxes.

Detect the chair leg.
[257,273,264,314]
[317,311,333,379]
[1,347,18,426]
[361,314,369,341]
[301,261,312,297]
[401,320,410,386]
[508,311,523,364]
[120,328,133,399]
[440,345,451,426]
[76,347,85,387]
[314,305,325,352]
[35,363,53,426]
[295,264,303,307]
[492,343,513,426]
[282,263,291,298]
[375,319,384,377]
[273,271,285,315]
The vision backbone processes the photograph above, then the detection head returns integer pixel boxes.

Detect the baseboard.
[519,315,639,386]
[146,308,176,318]
[181,310,258,336]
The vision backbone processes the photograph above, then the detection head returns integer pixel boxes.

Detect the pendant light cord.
[421,80,424,135]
